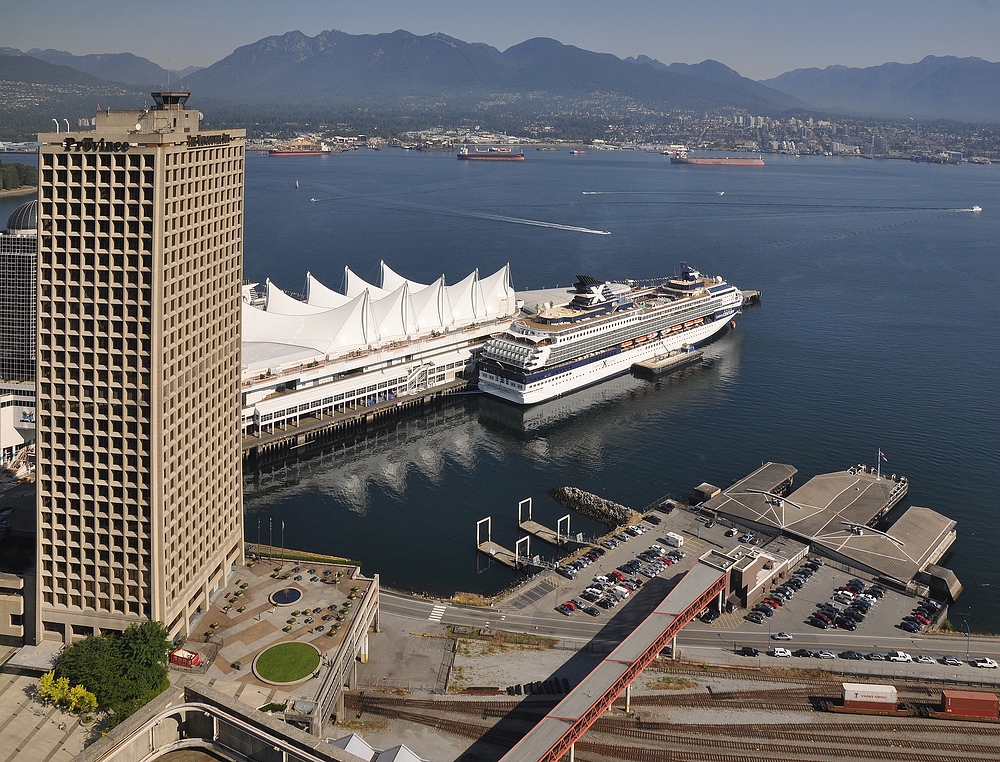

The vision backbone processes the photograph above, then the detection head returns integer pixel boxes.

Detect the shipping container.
[942,689,999,719]
[842,683,896,706]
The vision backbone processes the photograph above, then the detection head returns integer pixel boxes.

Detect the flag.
[878,450,887,462]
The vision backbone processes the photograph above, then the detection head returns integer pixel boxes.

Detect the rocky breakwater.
[549,486,640,527]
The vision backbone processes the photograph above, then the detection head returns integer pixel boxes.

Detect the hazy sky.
[3,0,999,80]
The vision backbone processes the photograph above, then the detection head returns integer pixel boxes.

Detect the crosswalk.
[427,604,447,622]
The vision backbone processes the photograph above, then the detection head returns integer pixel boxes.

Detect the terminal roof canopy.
[242,263,515,368]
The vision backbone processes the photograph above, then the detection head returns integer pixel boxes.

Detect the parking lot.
[553,521,689,617]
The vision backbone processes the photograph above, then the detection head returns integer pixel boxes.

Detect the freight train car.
[936,689,1000,720]
[827,683,913,716]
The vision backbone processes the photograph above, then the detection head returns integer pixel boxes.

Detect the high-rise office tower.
[0,199,38,468]
[35,92,245,643]
[0,199,37,383]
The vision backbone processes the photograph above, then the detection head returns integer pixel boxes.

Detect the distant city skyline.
[3,0,1000,81]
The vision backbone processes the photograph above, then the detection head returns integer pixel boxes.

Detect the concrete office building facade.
[34,92,245,643]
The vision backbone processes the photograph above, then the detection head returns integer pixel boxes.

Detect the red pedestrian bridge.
[499,561,728,761]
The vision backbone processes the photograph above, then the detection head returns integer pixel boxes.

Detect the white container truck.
[664,532,685,547]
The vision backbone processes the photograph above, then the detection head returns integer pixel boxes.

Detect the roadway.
[381,590,1000,674]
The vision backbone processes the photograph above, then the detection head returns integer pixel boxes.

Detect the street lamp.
[964,619,971,663]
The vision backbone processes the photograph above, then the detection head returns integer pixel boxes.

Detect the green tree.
[67,684,98,714]
[56,633,125,707]
[118,621,171,695]
[37,670,58,704]
[55,621,172,727]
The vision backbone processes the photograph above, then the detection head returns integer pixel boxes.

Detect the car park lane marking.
[427,604,447,622]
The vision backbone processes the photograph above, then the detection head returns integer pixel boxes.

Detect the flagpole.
[281,521,285,563]
[269,518,273,560]
[877,449,881,481]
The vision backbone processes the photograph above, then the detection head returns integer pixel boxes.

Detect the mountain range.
[0,47,194,86]
[174,30,804,115]
[2,31,999,128]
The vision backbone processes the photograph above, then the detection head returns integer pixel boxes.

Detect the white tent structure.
[241,263,516,435]
[243,263,515,359]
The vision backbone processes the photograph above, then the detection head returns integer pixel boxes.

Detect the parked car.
[973,658,999,669]
[840,651,864,660]
[900,621,922,633]
[816,650,835,659]
[740,646,760,657]
[916,655,935,664]
[771,647,792,657]
[942,656,963,667]
[866,652,885,661]
[792,648,814,658]
[887,651,912,662]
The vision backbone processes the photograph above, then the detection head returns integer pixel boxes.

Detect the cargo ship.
[268,142,332,157]
[670,155,764,166]
[457,146,525,161]
[478,264,742,405]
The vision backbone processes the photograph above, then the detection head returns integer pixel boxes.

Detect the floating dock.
[518,519,570,547]
[476,541,522,569]
[631,348,703,378]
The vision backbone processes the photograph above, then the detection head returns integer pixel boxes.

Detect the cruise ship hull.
[479,310,736,405]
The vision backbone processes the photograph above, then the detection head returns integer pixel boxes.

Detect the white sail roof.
[243,263,516,363]
[443,270,481,324]
[265,279,328,315]
[368,284,413,341]
[381,261,432,294]
[479,263,515,317]
[305,272,353,308]
[409,276,446,331]
[344,266,391,299]
[243,291,370,354]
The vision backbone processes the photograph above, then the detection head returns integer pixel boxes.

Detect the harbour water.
[238,148,1000,629]
[4,148,998,627]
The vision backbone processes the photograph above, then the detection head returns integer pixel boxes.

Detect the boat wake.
[468,212,611,235]
[307,192,611,234]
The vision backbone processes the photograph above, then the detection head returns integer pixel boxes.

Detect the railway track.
[346,699,1000,761]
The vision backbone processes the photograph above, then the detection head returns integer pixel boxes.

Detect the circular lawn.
[253,642,320,684]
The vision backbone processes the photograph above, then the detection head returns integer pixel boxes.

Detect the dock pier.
[631,348,704,378]
[476,517,533,569]
[242,379,472,463]
[518,498,572,548]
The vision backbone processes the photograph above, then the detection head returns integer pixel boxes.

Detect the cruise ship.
[477,264,743,405]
